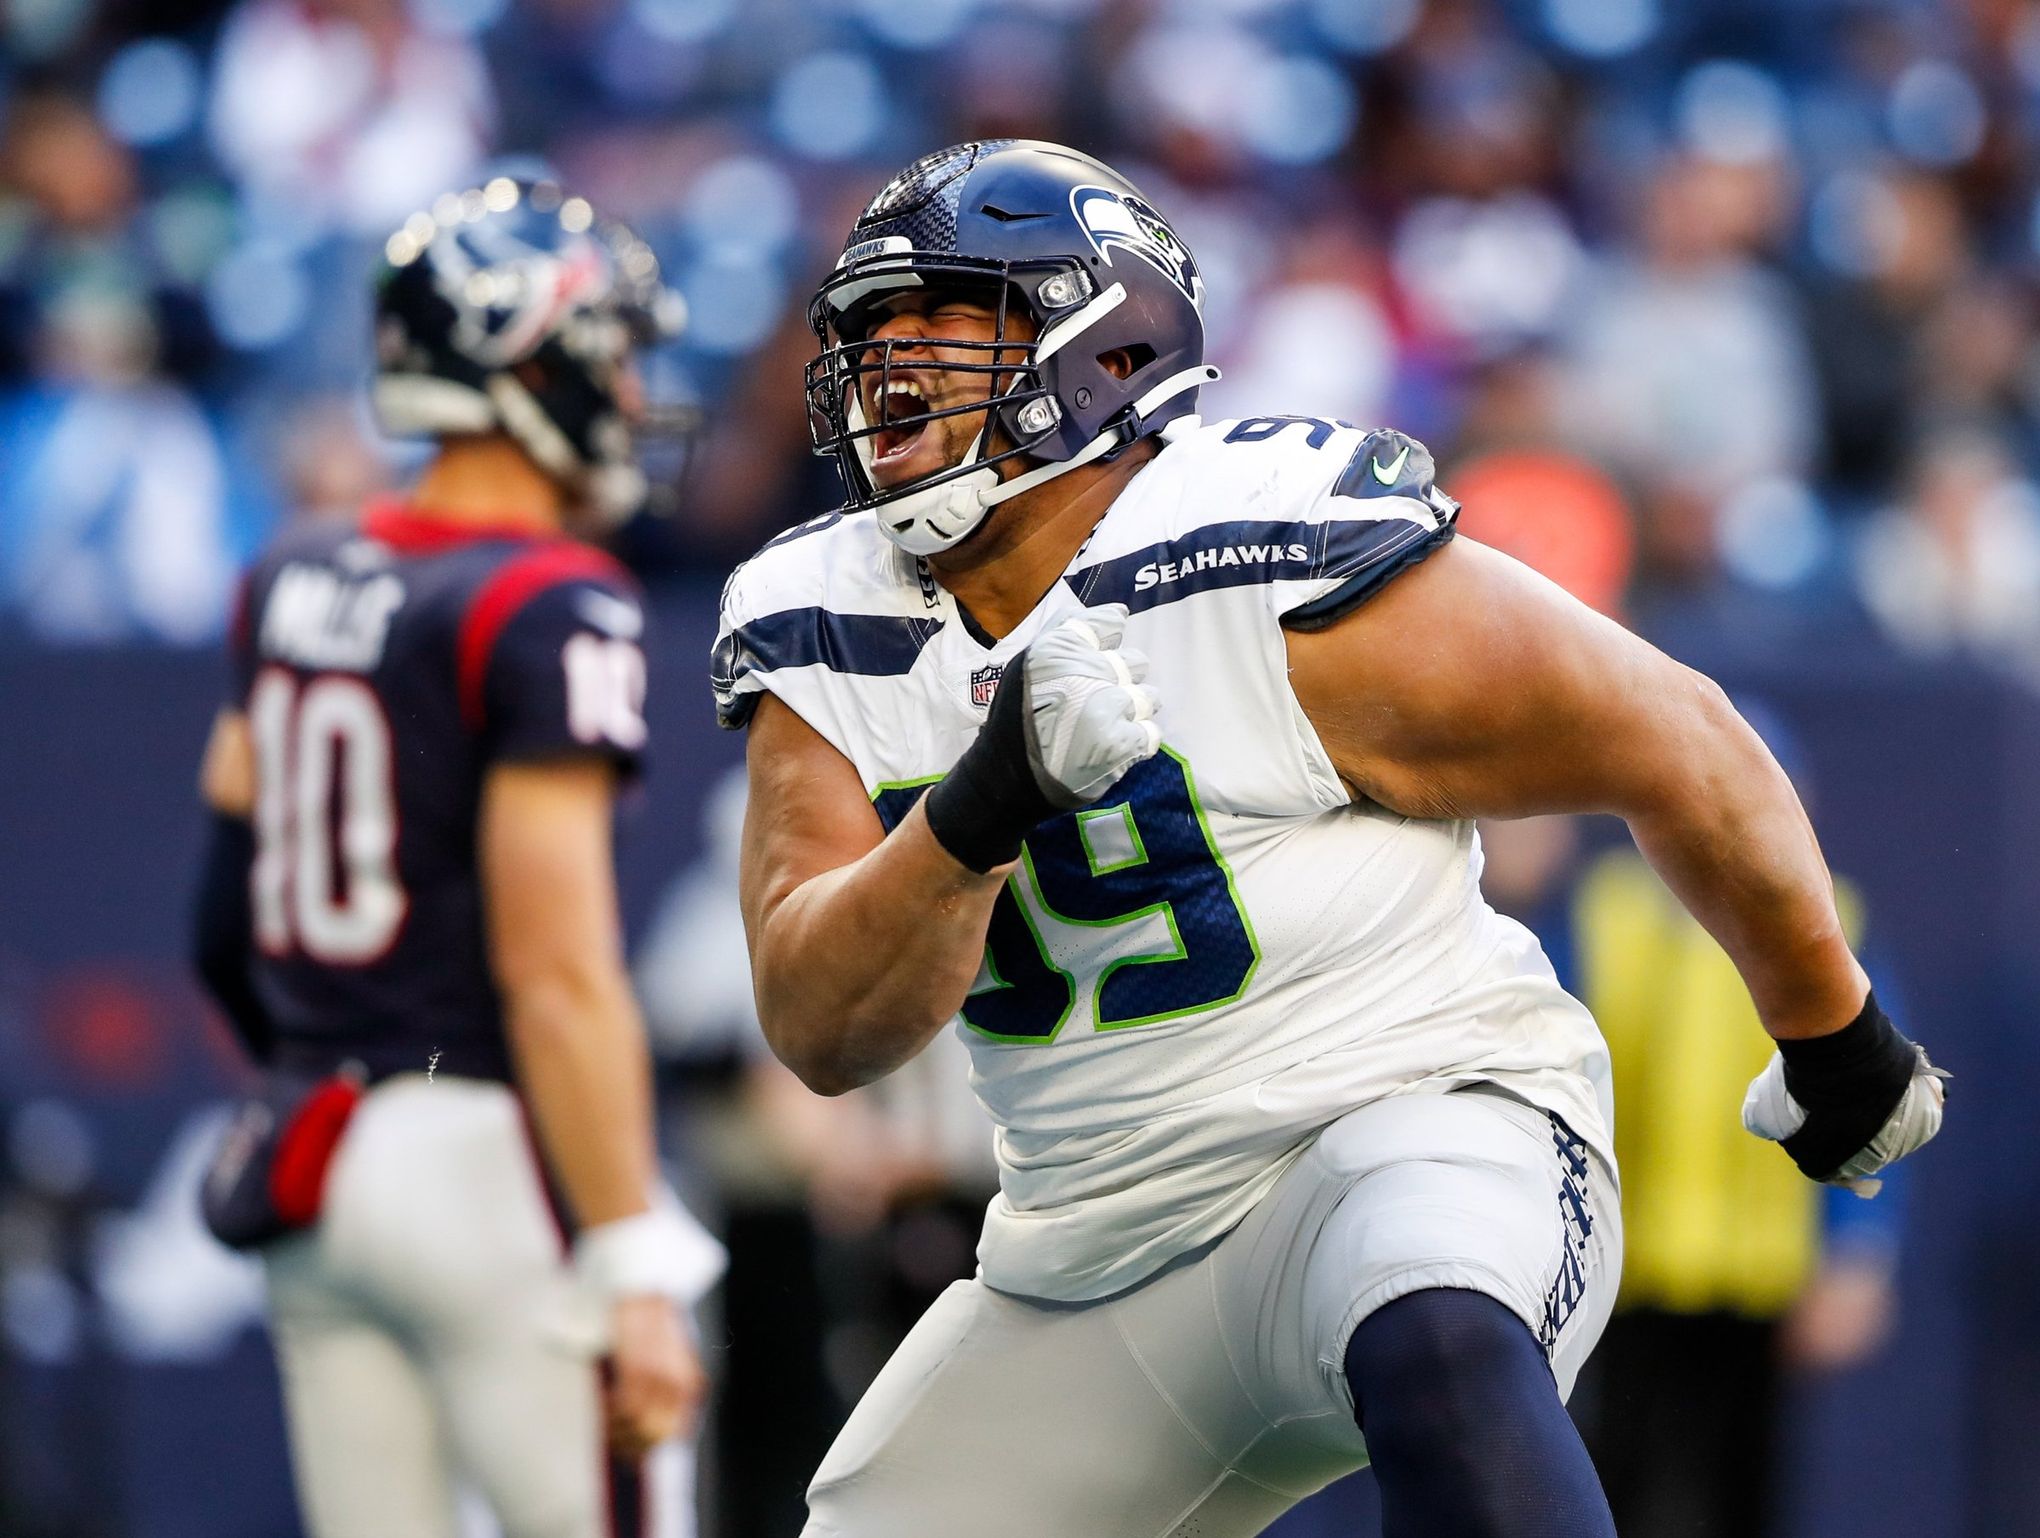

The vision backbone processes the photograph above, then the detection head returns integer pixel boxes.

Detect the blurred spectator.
[1374,0,1566,206]
[1380,1,1582,366]
[1796,169,1979,502]
[0,87,268,642]
[939,10,1086,145]
[0,88,210,383]
[1853,426,2040,676]
[1452,445,1636,616]
[2,89,138,248]
[0,0,2029,607]
[1916,276,2040,459]
[208,0,495,236]
[1446,348,1639,616]
[1106,12,1359,186]
[0,283,260,643]
[1563,150,1819,588]
[1481,805,1907,1538]
[266,392,391,525]
[1203,218,1394,428]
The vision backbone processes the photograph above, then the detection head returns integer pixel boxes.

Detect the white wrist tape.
[573,1198,726,1302]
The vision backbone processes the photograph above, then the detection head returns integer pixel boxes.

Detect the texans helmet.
[806,140,1218,556]
[373,175,687,525]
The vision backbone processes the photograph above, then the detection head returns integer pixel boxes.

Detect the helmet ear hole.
[1099,343,1155,381]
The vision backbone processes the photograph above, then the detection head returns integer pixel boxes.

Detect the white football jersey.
[714,416,1615,1302]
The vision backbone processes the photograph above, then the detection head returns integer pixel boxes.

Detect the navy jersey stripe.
[1282,521,1455,630]
[871,780,934,833]
[1066,519,1312,611]
[728,606,942,680]
[1065,515,1445,615]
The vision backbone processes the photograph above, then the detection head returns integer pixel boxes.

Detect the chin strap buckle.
[1114,364,1221,444]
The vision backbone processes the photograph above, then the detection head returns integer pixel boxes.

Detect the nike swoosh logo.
[1371,445,1411,485]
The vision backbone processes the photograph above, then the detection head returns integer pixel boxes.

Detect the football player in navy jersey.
[190,177,719,1538]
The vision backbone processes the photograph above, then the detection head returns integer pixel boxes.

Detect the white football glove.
[1019,604,1163,808]
[1743,1047,1949,1198]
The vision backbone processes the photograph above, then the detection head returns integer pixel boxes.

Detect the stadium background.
[0,0,2037,1533]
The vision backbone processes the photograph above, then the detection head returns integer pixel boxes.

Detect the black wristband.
[191,812,277,1063]
[1775,991,1920,1180]
[923,648,1060,873]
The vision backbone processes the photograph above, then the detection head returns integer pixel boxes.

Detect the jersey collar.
[360,498,556,552]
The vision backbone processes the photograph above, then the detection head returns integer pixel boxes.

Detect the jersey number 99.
[877,750,1259,1043]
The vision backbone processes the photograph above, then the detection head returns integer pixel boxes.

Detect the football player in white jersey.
[712,141,1947,1538]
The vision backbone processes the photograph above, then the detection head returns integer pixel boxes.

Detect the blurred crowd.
[3,4,2034,1536]
[0,0,2036,684]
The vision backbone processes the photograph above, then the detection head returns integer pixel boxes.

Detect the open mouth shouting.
[865,375,946,482]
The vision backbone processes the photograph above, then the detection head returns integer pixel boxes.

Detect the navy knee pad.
[1344,1288,1614,1538]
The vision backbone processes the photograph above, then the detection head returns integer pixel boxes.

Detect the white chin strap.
[874,364,1221,557]
[373,370,642,527]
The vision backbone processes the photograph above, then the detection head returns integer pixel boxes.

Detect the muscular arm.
[1285,538,1869,1042]
[481,759,657,1226]
[738,694,1008,1095]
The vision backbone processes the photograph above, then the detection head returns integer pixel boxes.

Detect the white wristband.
[573,1199,726,1302]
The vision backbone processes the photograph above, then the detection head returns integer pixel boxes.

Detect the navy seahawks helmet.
[807,140,1218,555]
[373,175,687,526]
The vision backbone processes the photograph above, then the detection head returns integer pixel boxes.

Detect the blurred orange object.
[1451,450,1636,616]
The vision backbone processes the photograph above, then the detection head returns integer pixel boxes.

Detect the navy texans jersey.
[230,500,648,1084]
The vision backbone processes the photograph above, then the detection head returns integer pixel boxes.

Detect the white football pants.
[803,1084,1622,1538]
[263,1074,702,1538]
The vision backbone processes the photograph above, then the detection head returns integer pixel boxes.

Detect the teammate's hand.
[923,603,1162,873]
[1019,605,1162,808]
[603,1294,707,1460]
[1742,992,1948,1195]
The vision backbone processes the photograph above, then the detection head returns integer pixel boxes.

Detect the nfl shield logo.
[970,664,1003,708]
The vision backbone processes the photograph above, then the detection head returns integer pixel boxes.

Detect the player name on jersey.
[260,561,407,672]
[1131,540,1312,592]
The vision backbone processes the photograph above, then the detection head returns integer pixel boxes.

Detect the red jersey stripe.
[456,543,632,730]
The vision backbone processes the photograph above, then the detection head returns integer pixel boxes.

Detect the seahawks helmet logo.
[1070,185,1203,310]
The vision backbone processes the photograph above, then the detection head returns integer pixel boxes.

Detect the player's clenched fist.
[1742,991,1949,1195]
[1020,607,1164,805]
[604,1294,709,1459]
[924,603,1162,873]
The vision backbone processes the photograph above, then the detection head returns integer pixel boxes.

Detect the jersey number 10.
[247,667,406,965]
